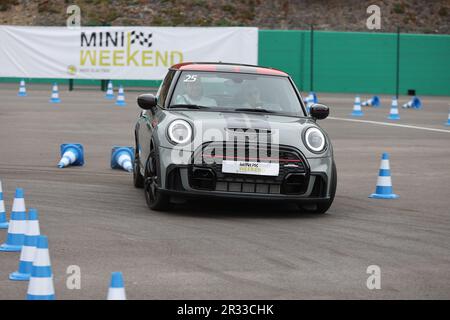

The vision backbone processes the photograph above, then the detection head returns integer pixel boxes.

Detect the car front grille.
[189,142,309,195]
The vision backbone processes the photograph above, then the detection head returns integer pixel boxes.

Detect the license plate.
[222,160,279,176]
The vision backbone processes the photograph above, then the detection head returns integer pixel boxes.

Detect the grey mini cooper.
[134,62,336,213]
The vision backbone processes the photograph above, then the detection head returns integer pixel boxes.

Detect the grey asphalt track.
[0,84,449,299]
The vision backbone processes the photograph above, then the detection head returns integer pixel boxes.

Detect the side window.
[157,70,175,108]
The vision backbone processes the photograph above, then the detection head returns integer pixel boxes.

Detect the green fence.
[1,30,449,96]
[259,30,450,96]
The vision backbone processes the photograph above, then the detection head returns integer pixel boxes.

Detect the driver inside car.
[242,84,263,108]
[175,77,217,107]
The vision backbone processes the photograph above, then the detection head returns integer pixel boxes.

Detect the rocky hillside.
[0,0,448,34]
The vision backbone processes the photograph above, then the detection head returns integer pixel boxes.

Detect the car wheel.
[144,146,170,211]
[299,161,337,214]
[133,142,144,188]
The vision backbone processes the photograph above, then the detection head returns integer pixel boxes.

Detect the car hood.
[170,110,310,130]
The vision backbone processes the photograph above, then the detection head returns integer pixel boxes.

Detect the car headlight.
[167,120,192,144]
[304,127,326,153]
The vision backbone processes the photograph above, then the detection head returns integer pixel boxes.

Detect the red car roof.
[170,62,288,77]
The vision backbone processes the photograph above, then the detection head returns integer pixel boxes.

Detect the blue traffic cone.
[26,235,55,300]
[369,153,399,199]
[115,85,126,106]
[107,272,126,300]
[111,147,134,172]
[402,96,422,109]
[18,80,27,97]
[388,97,400,120]
[105,81,114,99]
[361,96,380,107]
[0,180,8,229]
[0,188,26,252]
[446,110,450,126]
[351,96,363,116]
[57,143,84,168]
[10,208,40,281]
[49,83,61,103]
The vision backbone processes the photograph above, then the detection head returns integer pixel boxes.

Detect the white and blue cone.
[111,147,134,173]
[58,143,84,168]
[115,85,126,106]
[304,92,318,104]
[26,235,55,300]
[49,83,61,103]
[10,208,40,281]
[0,188,26,252]
[107,272,126,300]
[402,96,422,109]
[388,97,400,120]
[350,96,363,117]
[361,96,380,107]
[446,110,450,126]
[0,180,8,229]
[105,81,115,99]
[18,80,27,97]
[369,153,399,199]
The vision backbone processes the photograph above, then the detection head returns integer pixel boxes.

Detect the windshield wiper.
[234,108,276,113]
[169,104,210,110]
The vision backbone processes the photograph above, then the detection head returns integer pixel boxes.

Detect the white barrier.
[0,26,258,80]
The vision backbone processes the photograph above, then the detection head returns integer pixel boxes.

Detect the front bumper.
[158,146,333,202]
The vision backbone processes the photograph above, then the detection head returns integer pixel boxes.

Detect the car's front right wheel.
[144,147,170,211]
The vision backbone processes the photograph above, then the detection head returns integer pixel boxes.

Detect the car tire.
[144,146,170,211]
[133,139,145,188]
[298,161,337,214]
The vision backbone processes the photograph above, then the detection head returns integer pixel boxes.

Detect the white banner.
[0,26,258,80]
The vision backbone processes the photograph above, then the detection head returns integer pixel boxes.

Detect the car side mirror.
[309,103,329,120]
[137,94,157,110]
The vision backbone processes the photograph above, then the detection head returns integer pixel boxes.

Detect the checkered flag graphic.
[130,31,152,47]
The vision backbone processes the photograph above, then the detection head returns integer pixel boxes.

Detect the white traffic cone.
[111,147,134,172]
[57,143,84,168]
[107,272,126,300]
[0,180,8,229]
[115,85,126,106]
[105,81,114,99]
[369,153,399,199]
[10,208,40,281]
[49,83,61,103]
[0,188,26,252]
[350,96,363,116]
[18,79,27,97]
[26,235,55,300]
[388,97,400,120]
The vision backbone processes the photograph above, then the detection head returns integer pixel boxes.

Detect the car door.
[136,70,175,170]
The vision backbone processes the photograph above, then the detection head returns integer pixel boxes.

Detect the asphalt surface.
[0,84,449,299]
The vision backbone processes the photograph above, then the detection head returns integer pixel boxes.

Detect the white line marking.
[328,117,450,134]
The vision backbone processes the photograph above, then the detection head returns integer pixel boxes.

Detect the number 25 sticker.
[184,74,197,82]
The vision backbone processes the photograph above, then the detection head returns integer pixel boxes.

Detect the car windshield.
[168,71,305,116]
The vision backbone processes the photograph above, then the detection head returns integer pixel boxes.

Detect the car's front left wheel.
[144,146,170,211]
[133,141,144,188]
[298,161,337,214]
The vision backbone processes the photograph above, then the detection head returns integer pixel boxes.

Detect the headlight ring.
[167,119,192,145]
[303,127,326,153]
